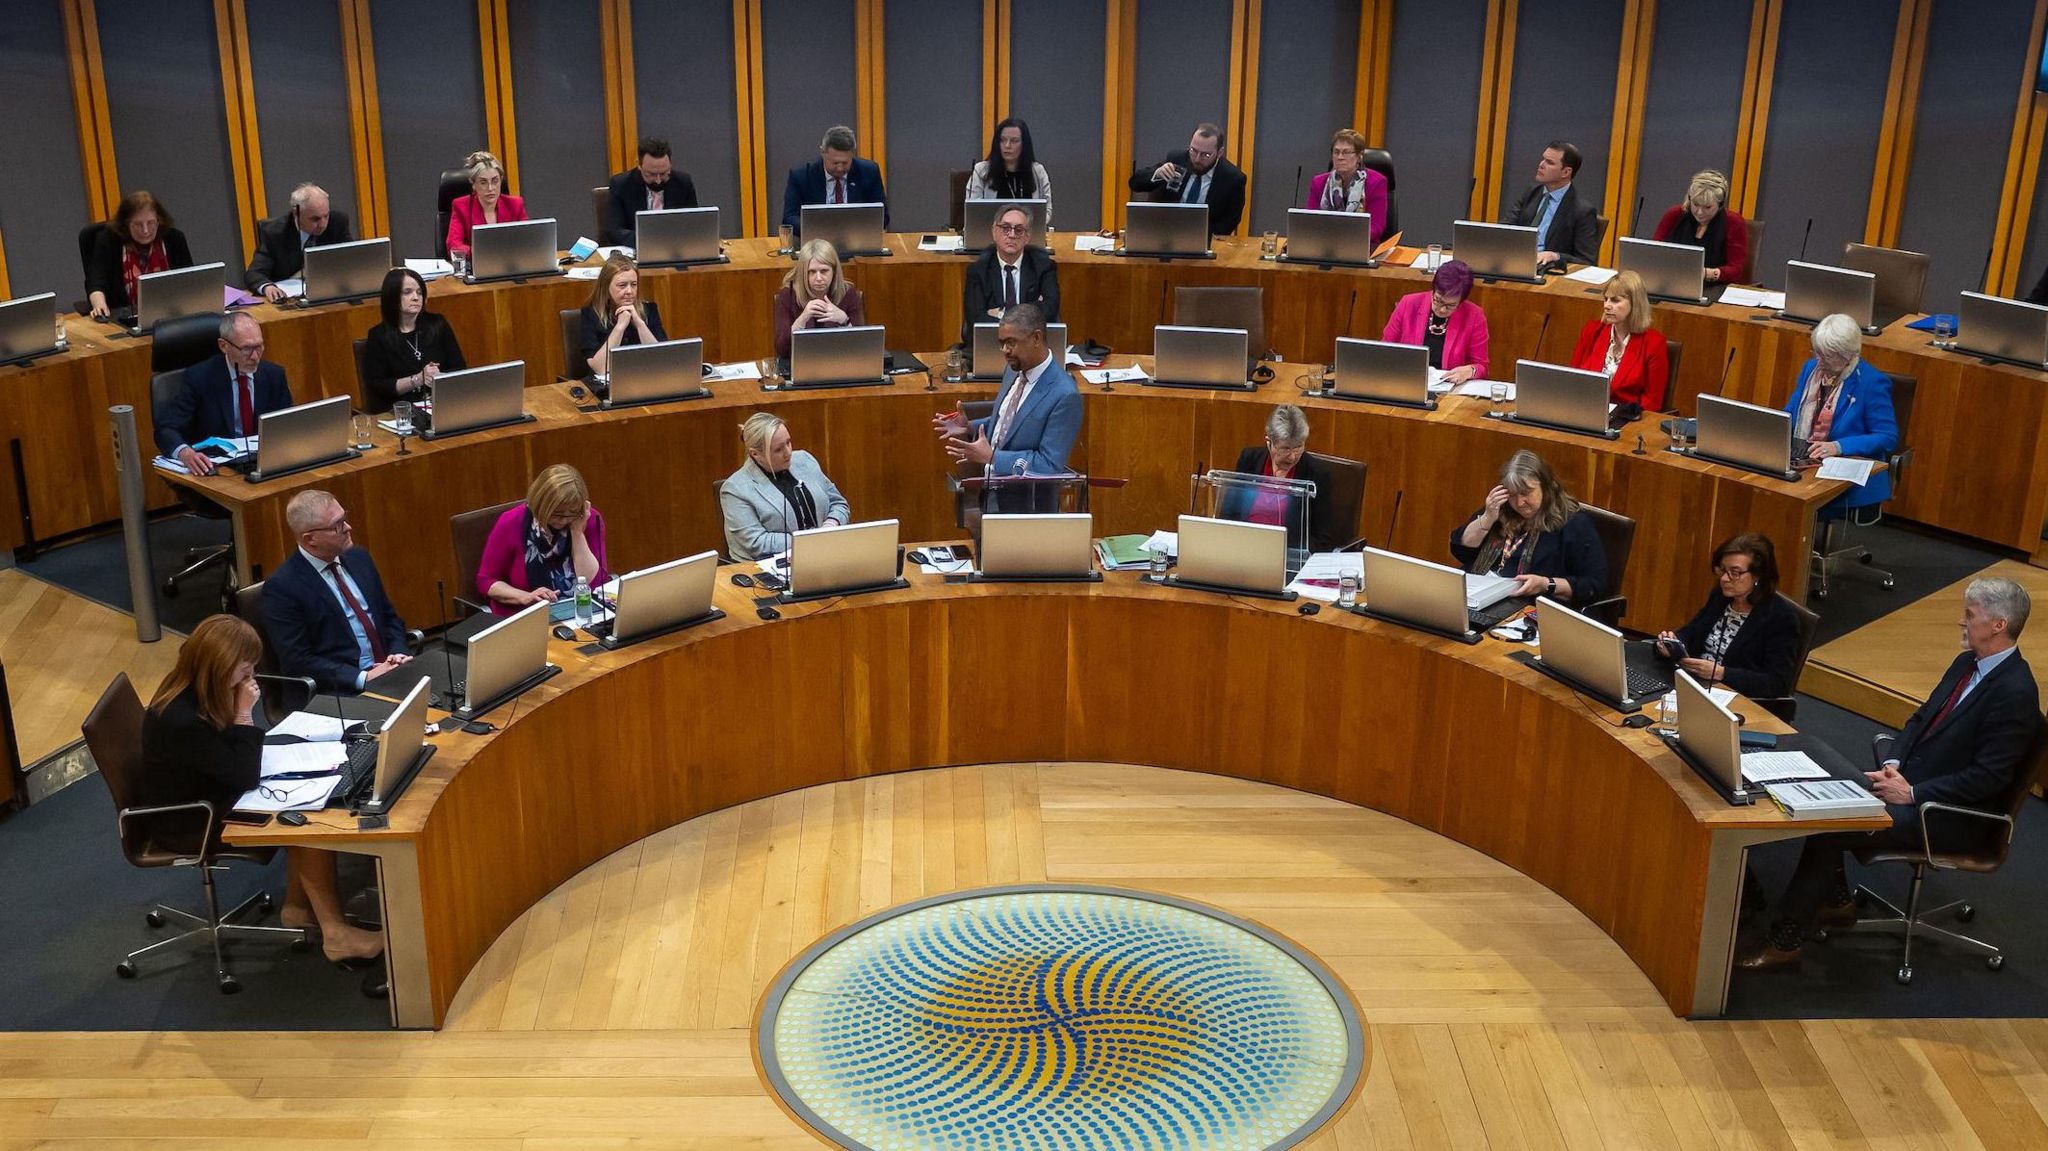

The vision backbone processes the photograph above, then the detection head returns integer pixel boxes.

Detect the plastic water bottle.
[573,577,592,624]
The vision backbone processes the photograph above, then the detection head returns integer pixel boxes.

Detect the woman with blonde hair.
[477,464,610,613]
[1567,269,1670,410]
[719,412,849,560]
[140,615,385,969]
[1449,450,1607,604]
[771,238,866,359]
[1650,168,1751,284]
[446,149,528,257]
[574,253,667,378]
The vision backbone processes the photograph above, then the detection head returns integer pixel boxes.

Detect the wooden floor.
[0,568,180,764]
[8,762,2048,1148]
[1803,559,2048,729]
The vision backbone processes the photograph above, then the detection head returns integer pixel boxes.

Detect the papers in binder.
[1720,286,1785,309]
[1427,367,1454,394]
[1816,457,1876,486]
[1764,777,1885,817]
[1739,750,1829,783]
[271,278,306,299]
[1095,535,1156,570]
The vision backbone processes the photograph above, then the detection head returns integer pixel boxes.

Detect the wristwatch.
[1546,578,1557,597]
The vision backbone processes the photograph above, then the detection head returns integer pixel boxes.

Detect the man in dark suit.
[263,490,414,694]
[1128,122,1248,236]
[1741,577,2042,971]
[933,303,1082,483]
[246,184,355,302]
[602,136,699,247]
[152,313,292,476]
[960,203,1060,344]
[1500,140,1601,267]
[781,125,889,235]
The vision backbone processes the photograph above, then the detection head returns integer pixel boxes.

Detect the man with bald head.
[246,182,355,301]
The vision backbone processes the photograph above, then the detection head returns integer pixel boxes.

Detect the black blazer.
[152,355,293,456]
[1501,183,1601,265]
[1670,590,1804,700]
[960,246,1062,343]
[603,169,701,247]
[262,547,411,694]
[1129,153,1248,235]
[138,686,262,818]
[244,208,356,291]
[85,226,195,309]
[781,157,890,233]
[574,301,667,379]
[1448,508,1607,605]
[1888,650,2041,830]
[1224,447,1341,553]
[360,313,467,414]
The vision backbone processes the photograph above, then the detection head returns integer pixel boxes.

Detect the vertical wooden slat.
[600,0,638,177]
[1099,0,1137,232]
[856,0,886,177]
[732,0,766,236]
[1601,0,1656,261]
[1730,0,1780,214]
[477,0,519,191]
[63,0,119,222]
[1472,0,1519,220]
[0,220,11,300]
[982,0,1011,145]
[1989,0,2048,296]
[338,0,388,239]
[1865,0,1930,248]
[214,0,265,263]
[1224,0,1260,239]
[1353,0,1393,145]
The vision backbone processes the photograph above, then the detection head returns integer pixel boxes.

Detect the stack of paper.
[1563,265,1617,284]
[1095,535,1156,570]
[260,742,348,778]
[1286,552,1363,602]
[1073,235,1117,253]
[269,711,347,742]
[1720,286,1785,309]
[1081,366,1147,385]
[1816,457,1876,486]
[235,775,342,813]
[405,259,454,280]
[1764,777,1885,818]
[1739,750,1829,783]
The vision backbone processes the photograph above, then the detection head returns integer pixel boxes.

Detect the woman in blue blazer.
[1782,313,1897,513]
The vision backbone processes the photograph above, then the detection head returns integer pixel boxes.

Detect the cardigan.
[1669,589,1805,699]
[1448,508,1607,605]
[772,285,867,360]
[476,504,611,614]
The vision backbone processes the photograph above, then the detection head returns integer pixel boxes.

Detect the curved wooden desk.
[228,567,1887,1029]
[12,234,2048,566]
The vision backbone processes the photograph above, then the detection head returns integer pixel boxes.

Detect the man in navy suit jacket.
[1742,577,2042,971]
[781,125,889,234]
[153,313,293,476]
[933,303,1082,495]
[262,490,414,694]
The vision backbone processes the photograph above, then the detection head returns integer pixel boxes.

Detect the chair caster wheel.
[145,910,165,928]
[258,892,274,913]
[1881,577,1895,590]
[218,975,241,995]
[115,961,137,979]
[1814,587,1829,599]
[1989,954,2005,971]
[1897,966,1914,985]
[1957,904,1975,922]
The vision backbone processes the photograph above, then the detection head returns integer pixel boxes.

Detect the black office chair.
[590,186,609,241]
[1305,451,1368,551]
[451,499,522,620]
[82,673,307,993]
[1661,339,1684,413]
[235,580,423,707]
[558,309,583,381]
[1812,372,1916,598]
[434,168,470,260]
[1751,592,1821,723]
[1361,148,1398,238]
[1174,286,1270,362]
[351,338,380,414]
[1576,503,1635,627]
[149,313,238,606]
[1815,726,2048,984]
[1591,215,1611,261]
[948,170,972,233]
[151,311,224,374]
[76,221,106,314]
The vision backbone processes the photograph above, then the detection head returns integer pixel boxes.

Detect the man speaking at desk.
[262,490,415,695]
[934,304,1082,487]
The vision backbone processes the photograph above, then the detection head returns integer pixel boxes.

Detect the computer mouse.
[551,624,577,641]
[568,385,586,400]
[1297,602,1320,616]
[906,549,930,565]
[731,573,756,588]
[756,605,782,621]
[1622,714,1656,729]
[279,811,309,826]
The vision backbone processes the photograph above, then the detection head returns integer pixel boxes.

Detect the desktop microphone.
[1796,217,1813,263]
[1714,347,1737,395]
[1382,489,1403,550]
[1531,312,1551,361]
[1630,194,1644,238]
[436,579,458,712]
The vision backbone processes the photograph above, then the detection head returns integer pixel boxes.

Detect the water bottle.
[573,577,593,624]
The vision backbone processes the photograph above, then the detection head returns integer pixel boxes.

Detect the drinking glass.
[393,401,414,436]
[1261,231,1279,258]
[1337,572,1360,609]
[1488,382,1509,419]
[1668,415,1687,453]
[777,224,795,255]
[1933,314,1955,349]
[351,412,374,450]
[1426,244,1443,273]
[946,347,966,383]
[1656,692,1680,733]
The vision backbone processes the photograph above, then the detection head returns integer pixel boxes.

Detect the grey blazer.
[720,451,850,560]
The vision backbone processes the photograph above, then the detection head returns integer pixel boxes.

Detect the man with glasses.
[1129,122,1248,235]
[153,312,293,476]
[602,136,699,247]
[960,204,1061,344]
[262,489,415,694]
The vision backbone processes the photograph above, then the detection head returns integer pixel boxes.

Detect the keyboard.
[332,738,379,806]
[1625,665,1673,701]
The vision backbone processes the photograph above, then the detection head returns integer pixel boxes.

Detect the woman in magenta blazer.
[1569,270,1669,411]
[1303,129,1389,247]
[447,150,529,257]
[1382,259,1489,384]
[477,464,610,615]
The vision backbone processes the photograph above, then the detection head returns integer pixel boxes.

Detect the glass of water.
[946,346,966,383]
[351,412,374,450]
[1933,314,1955,349]
[777,224,795,255]
[1337,572,1360,609]
[1488,381,1509,419]
[1261,231,1279,258]
[392,401,414,436]
[1426,244,1443,273]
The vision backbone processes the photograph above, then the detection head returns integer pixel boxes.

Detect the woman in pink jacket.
[1381,259,1489,385]
[447,150,529,258]
[1302,129,1389,247]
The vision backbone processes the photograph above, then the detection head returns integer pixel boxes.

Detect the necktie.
[326,561,387,663]
[833,177,845,205]
[237,373,256,438]
[1930,665,1976,730]
[648,187,663,212]
[991,376,1028,449]
[1534,191,1557,247]
[1183,174,1201,204]
[1003,265,1018,309]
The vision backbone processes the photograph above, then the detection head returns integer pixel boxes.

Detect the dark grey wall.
[370,0,487,259]
[1751,0,1897,283]
[1897,0,2036,306]
[1248,0,1359,236]
[761,0,858,225]
[507,0,607,242]
[246,0,356,229]
[0,0,92,298]
[631,0,743,238]
[1131,0,1234,180]
[883,2,982,232]
[1633,0,1750,238]
[1501,0,1623,232]
[96,0,240,267]
[1009,0,1106,232]
[1381,0,1487,247]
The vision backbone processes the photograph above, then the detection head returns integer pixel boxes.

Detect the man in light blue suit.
[934,303,1082,481]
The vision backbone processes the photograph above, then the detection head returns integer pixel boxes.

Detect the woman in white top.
[966,118,1053,227]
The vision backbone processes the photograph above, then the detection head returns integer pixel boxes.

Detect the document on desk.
[1455,379,1511,399]
[268,711,347,742]
[405,258,454,280]
[1816,457,1876,486]
[1426,367,1453,394]
[1563,265,1618,284]
[1740,750,1829,783]
[1286,552,1363,602]
[235,774,342,813]
[1081,366,1147,384]
[1719,286,1786,310]
[706,361,764,381]
[260,742,348,779]
[1143,530,1178,558]
[918,235,966,252]
[1074,235,1118,253]
[272,278,306,299]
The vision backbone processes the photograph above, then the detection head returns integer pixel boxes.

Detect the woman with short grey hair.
[1224,404,1340,552]
[1265,403,1310,448]
[1782,312,1898,514]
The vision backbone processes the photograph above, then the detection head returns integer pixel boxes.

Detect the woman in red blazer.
[1650,169,1750,284]
[446,149,529,257]
[1570,269,1669,411]
[1382,259,1489,384]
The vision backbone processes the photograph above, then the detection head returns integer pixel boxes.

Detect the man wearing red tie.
[780,125,890,236]
[262,489,415,695]
[152,312,294,476]
[1741,578,2041,971]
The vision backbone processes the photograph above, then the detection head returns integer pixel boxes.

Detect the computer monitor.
[1616,237,1708,305]
[1672,668,1744,796]
[424,361,530,439]
[249,395,355,482]
[1692,394,1799,480]
[974,513,1098,582]
[971,322,1067,380]
[1150,325,1251,391]
[962,198,1049,245]
[1510,360,1616,439]
[1328,338,1432,409]
[635,207,725,268]
[301,237,393,305]
[600,550,722,647]
[360,674,435,814]
[0,293,62,367]
[1121,202,1213,259]
[1454,221,1540,284]
[1530,597,1669,713]
[604,337,709,409]
[467,218,561,284]
[1777,260,1876,330]
[1169,514,1292,599]
[788,324,887,388]
[1956,290,2048,369]
[136,262,228,332]
[1280,209,1376,268]
[1358,547,1479,644]
[783,519,904,602]
[800,203,889,258]
[458,599,555,718]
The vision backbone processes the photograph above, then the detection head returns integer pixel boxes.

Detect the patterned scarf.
[522,507,575,597]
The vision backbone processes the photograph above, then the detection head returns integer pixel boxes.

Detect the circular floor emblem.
[756,885,1366,1151]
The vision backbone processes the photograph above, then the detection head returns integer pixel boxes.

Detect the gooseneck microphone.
[1630,194,1645,237]
[1531,312,1551,362]
[1796,217,1813,263]
[1716,347,1737,395]
[1977,238,1996,295]
[1382,489,1403,550]
[436,579,458,712]
[1292,165,1304,211]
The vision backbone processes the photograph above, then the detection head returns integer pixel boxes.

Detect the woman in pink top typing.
[1381,259,1489,385]
[447,150,529,257]
[477,464,609,615]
